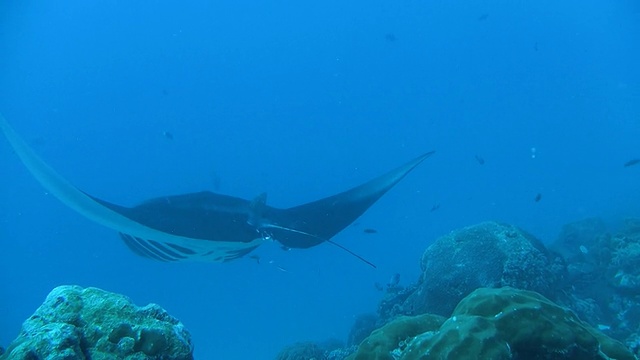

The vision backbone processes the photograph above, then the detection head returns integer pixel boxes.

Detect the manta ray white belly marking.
[0,113,433,264]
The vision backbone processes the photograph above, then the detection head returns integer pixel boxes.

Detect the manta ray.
[0,114,434,265]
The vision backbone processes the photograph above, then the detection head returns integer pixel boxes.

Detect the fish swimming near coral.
[0,114,434,264]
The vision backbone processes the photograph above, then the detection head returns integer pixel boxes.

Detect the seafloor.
[275,219,640,360]
[2,218,640,359]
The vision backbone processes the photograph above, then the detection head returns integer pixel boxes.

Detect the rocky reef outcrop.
[1,285,193,360]
[348,287,635,360]
[345,313,445,360]
[551,217,640,354]
[275,340,350,360]
[276,219,640,359]
[380,221,565,320]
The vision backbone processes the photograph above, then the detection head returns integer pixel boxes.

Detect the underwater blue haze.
[1,0,639,358]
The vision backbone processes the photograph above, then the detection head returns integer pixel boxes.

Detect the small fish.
[387,273,401,289]
[363,228,378,234]
[624,159,640,167]
[249,255,260,264]
[534,42,539,52]
[430,204,441,212]
[162,131,174,140]
[477,13,489,21]
[475,154,485,165]
[385,33,397,42]
[268,260,288,272]
[534,193,542,202]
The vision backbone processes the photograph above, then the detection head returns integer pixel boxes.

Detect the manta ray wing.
[262,151,435,249]
[0,114,265,262]
[90,191,261,242]
[90,192,265,262]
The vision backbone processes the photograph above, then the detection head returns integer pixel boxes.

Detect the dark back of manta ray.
[263,179,408,248]
[260,151,433,249]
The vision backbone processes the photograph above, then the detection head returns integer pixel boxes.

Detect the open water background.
[1,0,639,358]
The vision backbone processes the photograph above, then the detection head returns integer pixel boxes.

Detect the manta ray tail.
[260,222,377,268]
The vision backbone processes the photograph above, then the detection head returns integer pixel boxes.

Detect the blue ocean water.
[0,0,639,358]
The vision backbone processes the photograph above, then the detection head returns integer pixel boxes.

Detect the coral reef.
[345,314,445,360]
[552,218,612,295]
[551,217,640,298]
[377,284,417,325]
[551,217,609,264]
[1,285,193,360]
[275,342,326,360]
[275,219,640,359]
[609,220,640,295]
[550,217,640,351]
[275,339,348,360]
[405,287,634,359]
[390,221,564,318]
[347,313,379,347]
[352,287,635,360]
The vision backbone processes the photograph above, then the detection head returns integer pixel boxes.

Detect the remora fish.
[0,114,433,264]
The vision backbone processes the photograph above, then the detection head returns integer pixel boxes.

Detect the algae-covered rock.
[347,313,379,347]
[397,221,564,318]
[349,288,636,360]
[1,285,193,360]
[401,287,636,360]
[551,218,612,299]
[346,314,446,360]
[275,339,347,360]
[275,341,325,360]
[609,223,640,295]
[552,217,609,263]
